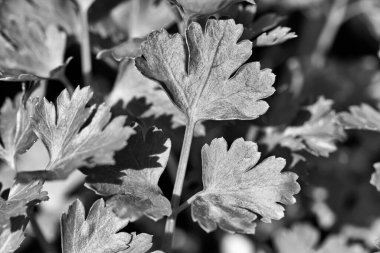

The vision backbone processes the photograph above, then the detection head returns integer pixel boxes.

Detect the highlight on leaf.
[18,86,135,180]
[190,137,300,233]
[135,18,276,125]
[84,124,172,222]
[61,198,154,253]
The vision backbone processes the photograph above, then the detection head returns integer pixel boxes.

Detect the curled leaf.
[136,19,276,124]
[84,125,172,221]
[191,137,300,233]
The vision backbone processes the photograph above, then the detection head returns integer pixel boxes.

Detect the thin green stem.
[163,118,195,252]
[79,8,92,85]
[311,0,349,67]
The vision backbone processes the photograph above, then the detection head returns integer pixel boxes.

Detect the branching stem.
[163,118,195,252]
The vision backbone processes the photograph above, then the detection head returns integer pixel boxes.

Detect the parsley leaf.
[0,180,48,252]
[0,93,37,170]
[254,26,297,47]
[136,19,276,125]
[61,198,154,253]
[25,87,135,180]
[370,162,380,191]
[190,137,300,233]
[339,104,380,131]
[84,124,171,221]
[261,97,346,157]
[108,59,206,136]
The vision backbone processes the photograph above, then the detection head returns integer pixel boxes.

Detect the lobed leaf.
[26,86,135,180]
[261,97,346,158]
[0,93,37,169]
[339,104,380,131]
[84,124,172,221]
[191,137,300,233]
[61,198,153,253]
[136,19,276,124]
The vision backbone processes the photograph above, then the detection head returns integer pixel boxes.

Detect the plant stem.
[79,7,92,85]
[163,118,196,252]
[311,0,349,67]
[29,212,58,253]
[172,193,199,216]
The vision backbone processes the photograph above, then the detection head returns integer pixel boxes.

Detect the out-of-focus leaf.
[172,0,255,19]
[243,14,285,40]
[91,0,176,56]
[0,94,37,170]
[108,60,206,136]
[274,224,368,253]
[84,125,171,221]
[97,38,145,61]
[371,163,380,191]
[254,26,297,47]
[191,138,300,233]
[261,97,346,157]
[274,223,319,253]
[256,0,325,11]
[339,104,380,131]
[136,19,276,126]
[342,218,380,248]
[61,198,153,253]
[19,87,135,180]
[0,0,79,81]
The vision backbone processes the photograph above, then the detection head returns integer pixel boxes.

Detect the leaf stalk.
[163,118,195,252]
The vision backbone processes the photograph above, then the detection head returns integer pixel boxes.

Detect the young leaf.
[84,124,171,222]
[254,26,297,47]
[136,19,276,125]
[61,198,154,253]
[171,0,255,19]
[108,59,206,136]
[190,137,300,233]
[339,104,380,131]
[0,94,37,170]
[370,162,380,191]
[261,97,346,157]
[28,86,135,180]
